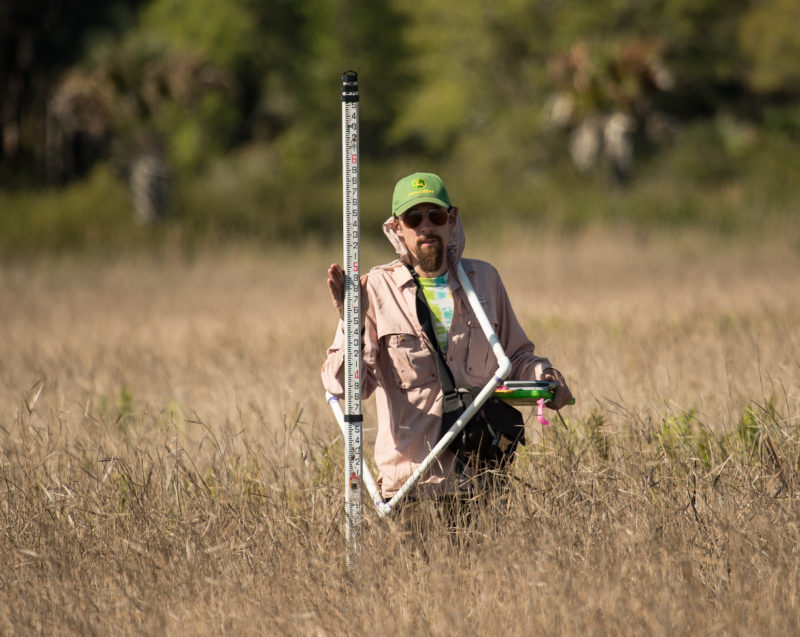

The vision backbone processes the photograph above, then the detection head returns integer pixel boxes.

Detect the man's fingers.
[328,264,344,287]
[327,263,345,320]
[541,368,571,410]
[548,387,572,410]
[327,264,370,322]
[328,264,347,294]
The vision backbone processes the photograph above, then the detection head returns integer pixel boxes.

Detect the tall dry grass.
[1,230,799,635]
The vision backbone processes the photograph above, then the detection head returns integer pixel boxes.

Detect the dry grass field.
[1,229,799,635]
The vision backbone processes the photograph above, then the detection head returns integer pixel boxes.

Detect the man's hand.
[542,367,572,410]
[327,263,369,322]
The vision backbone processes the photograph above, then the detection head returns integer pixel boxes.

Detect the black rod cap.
[341,70,359,102]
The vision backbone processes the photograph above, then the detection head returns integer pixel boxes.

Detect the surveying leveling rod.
[341,70,362,567]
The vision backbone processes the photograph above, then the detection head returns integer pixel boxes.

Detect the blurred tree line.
[2,0,800,249]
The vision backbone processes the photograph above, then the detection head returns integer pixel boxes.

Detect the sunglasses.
[400,207,450,229]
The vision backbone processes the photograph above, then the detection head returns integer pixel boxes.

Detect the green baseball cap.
[391,172,451,216]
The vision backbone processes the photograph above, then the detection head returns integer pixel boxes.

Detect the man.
[322,172,572,500]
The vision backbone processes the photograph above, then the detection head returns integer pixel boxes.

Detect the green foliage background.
[2,0,800,255]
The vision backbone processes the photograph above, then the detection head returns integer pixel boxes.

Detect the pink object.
[537,399,552,427]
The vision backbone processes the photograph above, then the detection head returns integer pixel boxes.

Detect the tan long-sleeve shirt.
[322,257,551,498]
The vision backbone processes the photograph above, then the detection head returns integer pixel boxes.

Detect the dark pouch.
[442,387,525,469]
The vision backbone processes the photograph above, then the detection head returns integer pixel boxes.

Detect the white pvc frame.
[326,260,511,517]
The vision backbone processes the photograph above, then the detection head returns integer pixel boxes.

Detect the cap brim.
[393,197,450,217]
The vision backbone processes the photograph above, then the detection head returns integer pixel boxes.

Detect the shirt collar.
[393,259,469,292]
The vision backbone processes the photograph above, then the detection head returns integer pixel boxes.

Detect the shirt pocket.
[464,317,500,384]
[382,330,437,390]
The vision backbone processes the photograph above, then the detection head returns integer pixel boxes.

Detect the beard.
[416,236,444,273]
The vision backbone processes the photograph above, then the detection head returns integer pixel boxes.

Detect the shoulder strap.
[406,265,462,413]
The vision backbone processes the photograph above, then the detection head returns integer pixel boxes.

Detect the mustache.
[416,235,443,246]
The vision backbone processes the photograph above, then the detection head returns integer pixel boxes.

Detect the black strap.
[406,265,462,414]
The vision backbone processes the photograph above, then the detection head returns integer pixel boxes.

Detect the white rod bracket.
[381,261,511,515]
[327,392,385,512]
[325,260,513,519]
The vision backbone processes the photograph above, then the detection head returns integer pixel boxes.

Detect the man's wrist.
[542,367,563,382]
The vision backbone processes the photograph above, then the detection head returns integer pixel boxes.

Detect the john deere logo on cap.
[412,178,426,189]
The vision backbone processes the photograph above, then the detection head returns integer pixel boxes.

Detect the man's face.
[393,203,457,276]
